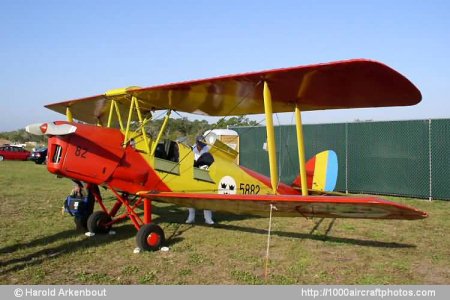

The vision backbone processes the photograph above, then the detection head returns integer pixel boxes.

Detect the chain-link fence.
[233,119,450,200]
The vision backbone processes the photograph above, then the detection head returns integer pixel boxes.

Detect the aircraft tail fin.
[292,150,338,192]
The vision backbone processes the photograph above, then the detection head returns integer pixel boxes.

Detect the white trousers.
[187,208,214,224]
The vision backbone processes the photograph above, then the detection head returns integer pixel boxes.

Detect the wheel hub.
[147,233,161,247]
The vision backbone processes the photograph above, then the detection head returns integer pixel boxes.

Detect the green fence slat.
[233,119,450,200]
[347,120,429,198]
[431,119,450,200]
[234,123,346,189]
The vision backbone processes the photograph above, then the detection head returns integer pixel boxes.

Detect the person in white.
[186,136,215,225]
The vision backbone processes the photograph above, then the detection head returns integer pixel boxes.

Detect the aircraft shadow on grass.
[0,205,187,276]
[0,224,135,276]
[0,209,191,276]
[0,207,415,276]
[211,220,416,249]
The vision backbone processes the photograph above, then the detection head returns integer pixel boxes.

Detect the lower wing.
[137,192,427,220]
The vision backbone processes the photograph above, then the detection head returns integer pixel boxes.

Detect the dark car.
[0,145,31,161]
[29,147,48,164]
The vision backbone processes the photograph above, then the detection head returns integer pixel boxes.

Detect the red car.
[0,145,31,161]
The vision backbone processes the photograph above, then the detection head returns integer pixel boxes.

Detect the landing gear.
[136,223,165,251]
[83,186,165,251]
[87,211,112,234]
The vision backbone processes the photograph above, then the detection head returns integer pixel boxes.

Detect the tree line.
[0,116,258,145]
[0,129,46,145]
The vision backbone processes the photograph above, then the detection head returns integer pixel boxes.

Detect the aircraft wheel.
[136,223,165,251]
[87,211,112,234]
[0,155,4,161]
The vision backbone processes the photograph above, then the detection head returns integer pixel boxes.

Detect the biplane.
[26,59,427,251]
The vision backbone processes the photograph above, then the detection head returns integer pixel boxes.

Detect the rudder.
[291,150,338,192]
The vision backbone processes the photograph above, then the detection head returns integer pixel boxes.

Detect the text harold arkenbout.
[14,287,107,297]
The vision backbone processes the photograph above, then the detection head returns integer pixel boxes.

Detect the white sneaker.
[204,210,214,225]
[186,208,196,224]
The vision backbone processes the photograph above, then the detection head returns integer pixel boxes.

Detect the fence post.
[429,119,433,201]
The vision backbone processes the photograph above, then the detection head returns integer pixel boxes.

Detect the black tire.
[136,223,165,251]
[87,211,112,234]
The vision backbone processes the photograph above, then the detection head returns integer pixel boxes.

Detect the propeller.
[25,123,77,136]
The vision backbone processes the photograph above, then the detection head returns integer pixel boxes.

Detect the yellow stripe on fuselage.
[312,151,329,191]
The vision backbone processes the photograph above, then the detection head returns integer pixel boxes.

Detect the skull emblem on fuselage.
[218,176,237,195]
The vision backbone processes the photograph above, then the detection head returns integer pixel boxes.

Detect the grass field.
[0,160,449,284]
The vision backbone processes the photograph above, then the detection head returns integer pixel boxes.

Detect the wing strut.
[151,110,172,155]
[295,105,308,196]
[123,95,151,154]
[66,107,73,122]
[107,100,125,130]
[263,82,279,193]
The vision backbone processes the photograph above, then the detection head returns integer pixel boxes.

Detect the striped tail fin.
[292,150,338,192]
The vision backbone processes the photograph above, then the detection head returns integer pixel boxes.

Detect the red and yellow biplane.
[26,59,427,251]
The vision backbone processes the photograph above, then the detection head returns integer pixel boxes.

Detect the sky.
[1,0,449,131]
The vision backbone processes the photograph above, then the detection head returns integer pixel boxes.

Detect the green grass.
[1,161,449,284]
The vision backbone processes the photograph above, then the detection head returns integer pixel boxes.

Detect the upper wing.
[138,192,427,220]
[45,59,421,124]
